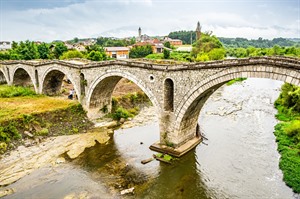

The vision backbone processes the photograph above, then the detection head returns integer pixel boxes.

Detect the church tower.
[138,27,141,40]
[196,21,201,41]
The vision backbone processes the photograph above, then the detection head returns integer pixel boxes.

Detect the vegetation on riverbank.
[274,83,300,193]
[0,85,92,154]
[226,78,247,86]
[107,91,151,121]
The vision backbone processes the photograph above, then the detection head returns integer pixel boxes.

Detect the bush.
[0,85,37,98]
[110,107,133,121]
[0,142,7,154]
[285,120,300,142]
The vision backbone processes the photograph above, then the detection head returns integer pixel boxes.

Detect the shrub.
[110,107,133,121]
[0,85,37,98]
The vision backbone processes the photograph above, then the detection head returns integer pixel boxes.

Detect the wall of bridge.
[1,57,300,149]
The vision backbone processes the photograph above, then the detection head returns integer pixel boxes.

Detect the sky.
[0,0,299,42]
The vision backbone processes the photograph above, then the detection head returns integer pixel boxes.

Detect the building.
[104,47,130,59]
[196,21,202,41]
[163,37,183,46]
[133,41,164,54]
[0,41,12,51]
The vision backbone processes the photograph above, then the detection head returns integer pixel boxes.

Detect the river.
[1,78,299,199]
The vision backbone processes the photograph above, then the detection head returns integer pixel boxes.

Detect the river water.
[2,78,299,199]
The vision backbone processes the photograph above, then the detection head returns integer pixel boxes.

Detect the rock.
[119,118,125,124]
[141,157,154,164]
[0,188,15,197]
[24,131,34,138]
[120,187,134,195]
[55,157,65,164]
[140,142,143,145]
[24,140,32,147]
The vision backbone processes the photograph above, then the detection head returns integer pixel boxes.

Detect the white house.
[0,41,12,51]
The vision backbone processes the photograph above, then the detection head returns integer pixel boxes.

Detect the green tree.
[164,41,171,48]
[129,45,153,58]
[163,49,170,59]
[60,50,84,59]
[86,50,107,61]
[52,42,68,59]
[37,42,50,59]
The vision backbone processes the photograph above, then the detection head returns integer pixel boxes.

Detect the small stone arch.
[174,66,300,145]
[0,68,8,84]
[12,67,36,90]
[86,70,160,113]
[41,67,79,97]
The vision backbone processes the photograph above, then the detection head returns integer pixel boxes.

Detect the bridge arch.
[174,65,300,146]
[40,67,79,97]
[86,70,160,114]
[12,67,36,91]
[0,68,8,84]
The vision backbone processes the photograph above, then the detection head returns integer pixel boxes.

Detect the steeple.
[138,27,141,39]
[196,21,201,41]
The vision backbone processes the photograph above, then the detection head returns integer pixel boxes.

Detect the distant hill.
[218,37,300,48]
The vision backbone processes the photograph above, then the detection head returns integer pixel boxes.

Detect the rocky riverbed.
[0,106,157,198]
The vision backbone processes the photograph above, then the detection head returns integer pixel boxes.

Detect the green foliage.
[219,37,299,48]
[53,42,68,59]
[168,30,196,44]
[164,41,171,48]
[163,154,173,161]
[145,53,164,60]
[86,50,107,61]
[37,42,51,59]
[191,33,225,61]
[226,78,247,86]
[0,122,21,143]
[163,49,170,59]
[129,45,153,58]
[274,83,300,193]
[35,128,49,136]
[96,37,134,47]
[110,107,133,121]
[0,142,7,154]
[0,85,37,98]
[60,50,84,60]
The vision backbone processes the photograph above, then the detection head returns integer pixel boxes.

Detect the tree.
[164,41,171,48]
[86,50,107,61]
[163,49,170,59]
[74,37,79,43]
[52,42,68,59]
[129,45,153,58]
[60,50,84,59]
[37,42,50,59]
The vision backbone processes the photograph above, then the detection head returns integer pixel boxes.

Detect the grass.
[274,84,300,193]
[0,96,77,122]
[0,85,37,98]
[226,77,247,86]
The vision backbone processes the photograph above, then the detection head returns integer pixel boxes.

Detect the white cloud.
[0,0,299,42]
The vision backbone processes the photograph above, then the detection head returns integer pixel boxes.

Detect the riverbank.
[274,83,300,193]
[0,94,92,155]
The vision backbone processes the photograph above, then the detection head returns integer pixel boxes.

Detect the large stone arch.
[40,67,79,97]
[12,66,37,91]
[86,70,160,114]
[0,68,8,84]
[174,65,300,147]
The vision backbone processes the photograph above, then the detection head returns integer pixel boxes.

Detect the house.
[0,41,12,51]
[104,47,130,59]
[164,37,183,46]
[133,41,164,54]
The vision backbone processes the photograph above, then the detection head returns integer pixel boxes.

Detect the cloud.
[0,0,299,41]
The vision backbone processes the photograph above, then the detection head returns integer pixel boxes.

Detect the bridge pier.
[150,111,201,157]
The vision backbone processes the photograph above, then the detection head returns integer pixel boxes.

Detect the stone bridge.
[1,56,300,156]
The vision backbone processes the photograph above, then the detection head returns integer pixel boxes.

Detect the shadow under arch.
[0,68,8,84]
[12,67,36,91]
[86,71,160,114]
[174,69,300,145]
[41,67,78,97]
